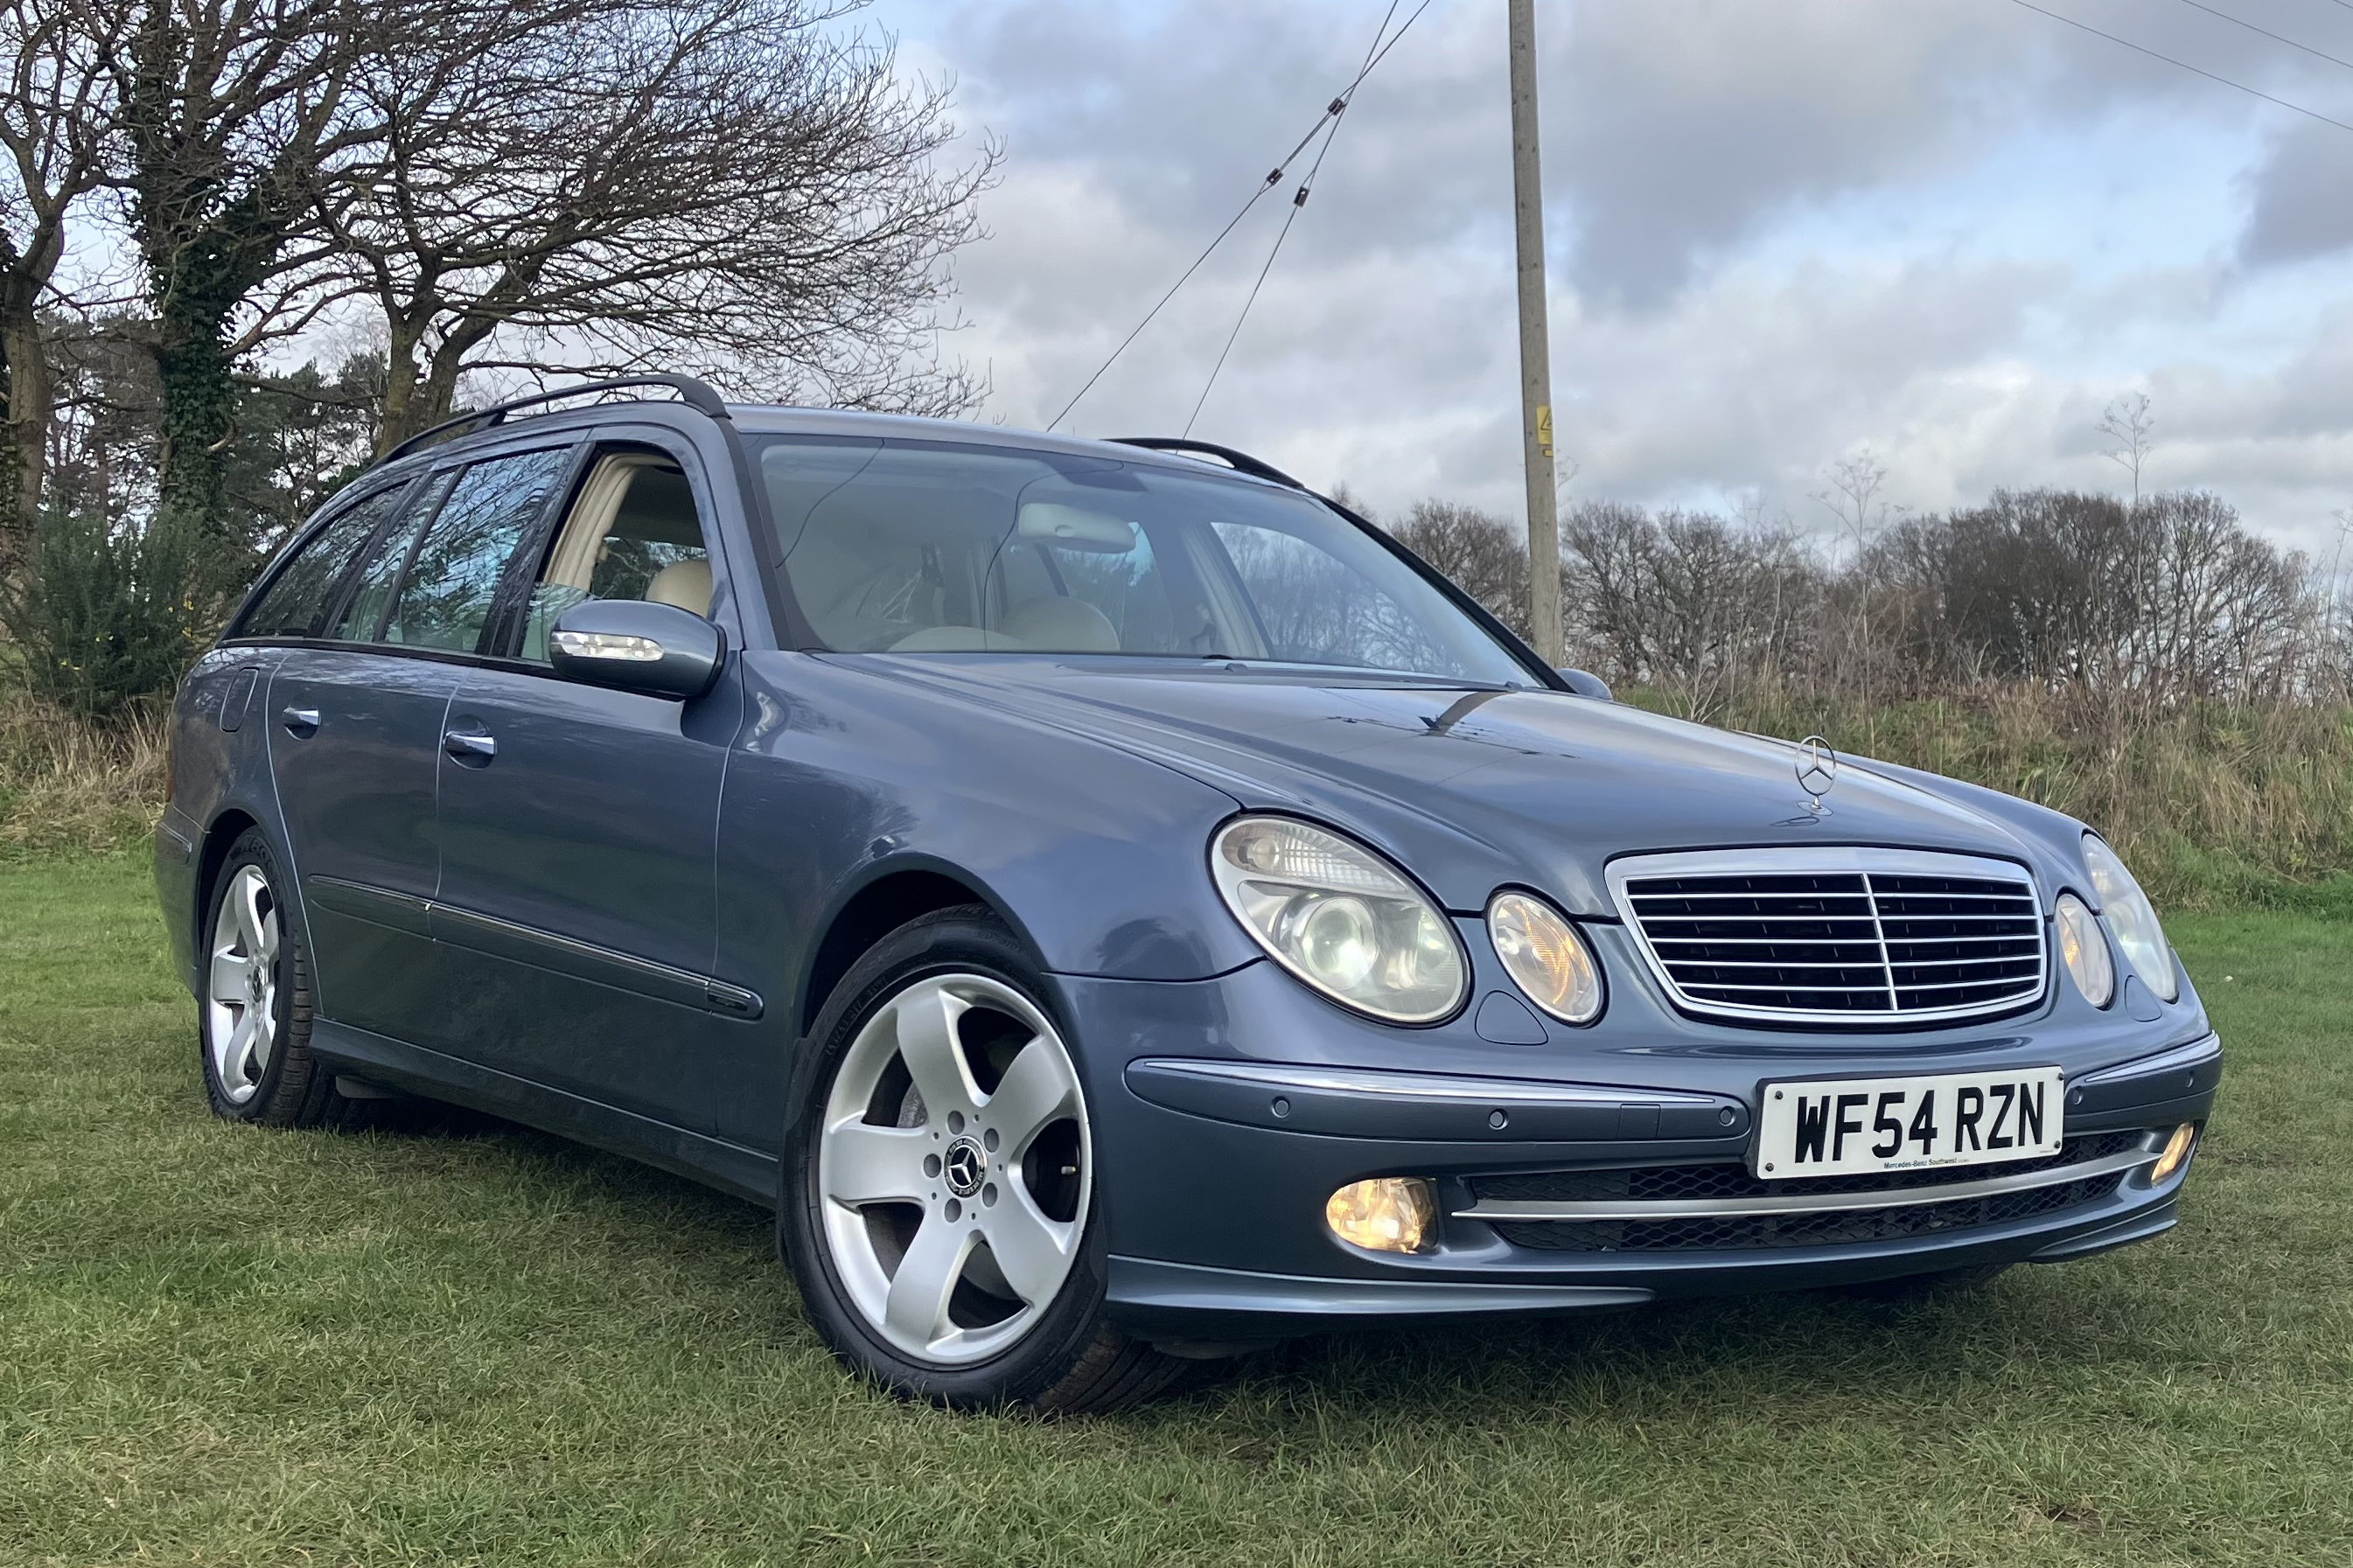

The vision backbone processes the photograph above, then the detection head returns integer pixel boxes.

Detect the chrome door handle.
[280,707,320,736]
[442,728,497,763]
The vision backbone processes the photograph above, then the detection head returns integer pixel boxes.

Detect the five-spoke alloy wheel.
[205,864,283,1105]
[818,972,1091,1363]
[196,828,373,1129]
[781,907,1186,1411]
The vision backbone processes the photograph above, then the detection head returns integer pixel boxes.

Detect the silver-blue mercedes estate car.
[155,378,2220,1411]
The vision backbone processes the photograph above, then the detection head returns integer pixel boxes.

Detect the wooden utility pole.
[1507,0,1562,665]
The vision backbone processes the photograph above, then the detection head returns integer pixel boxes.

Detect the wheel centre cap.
[943,1135,986,1197]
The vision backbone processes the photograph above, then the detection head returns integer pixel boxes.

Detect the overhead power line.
[1182,2,1400,436]
[2169,0,2353,74]
[2007,0,2353,136]
[1047,0,1435,432]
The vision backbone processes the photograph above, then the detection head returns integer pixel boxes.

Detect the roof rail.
[1107,436,1306,491]
[381,374,731,463]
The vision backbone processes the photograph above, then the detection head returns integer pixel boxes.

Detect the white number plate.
[1756,1067,2064,1180]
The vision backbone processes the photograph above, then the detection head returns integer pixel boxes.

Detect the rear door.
[269,447,576,1045]
[255,478,457,1039]
[427,436,751,1138]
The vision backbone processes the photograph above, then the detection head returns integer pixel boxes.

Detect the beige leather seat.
[884,596,1121,653]
[999,596,1119,652]
[646,558,712,615]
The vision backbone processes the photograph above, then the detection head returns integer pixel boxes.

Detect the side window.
[324,471,453,643]
[381,449,571,653]
[236,486,406,640]
[521,453,713,659]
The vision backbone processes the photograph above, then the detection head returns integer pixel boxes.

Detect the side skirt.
[308,1018,779,1207]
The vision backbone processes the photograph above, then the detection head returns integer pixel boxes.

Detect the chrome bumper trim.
[1128,1058,1724,1110]
[2073,1034,2221,1088]
[1456,1146,2153,1223]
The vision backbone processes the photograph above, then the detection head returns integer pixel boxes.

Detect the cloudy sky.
[869,0,2353,558]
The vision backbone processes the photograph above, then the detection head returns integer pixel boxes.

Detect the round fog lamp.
[1326,1177,1436,1254]
[2150,1122,2198,1183]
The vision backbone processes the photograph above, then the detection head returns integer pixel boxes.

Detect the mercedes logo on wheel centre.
[943,1135,987,1198]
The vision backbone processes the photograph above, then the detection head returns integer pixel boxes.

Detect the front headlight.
[2083,835,2177,1002]
[1487,890,1604,1024]
[2055,893,2114,1007]
[1210,817,1467,1022]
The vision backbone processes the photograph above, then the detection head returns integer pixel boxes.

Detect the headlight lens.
[1210,817,1467,1022]
[2055,893,2114,1007]
[2083,835,2177,1001]
[1487,890,1604,1024]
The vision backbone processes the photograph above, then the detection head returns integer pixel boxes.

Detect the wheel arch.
[796,858,1046,1037]
[195,807,263,932]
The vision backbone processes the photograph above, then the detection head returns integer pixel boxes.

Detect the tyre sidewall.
[779,909,1115,1408]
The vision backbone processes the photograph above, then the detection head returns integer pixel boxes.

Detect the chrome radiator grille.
[1608,849,2048,1026]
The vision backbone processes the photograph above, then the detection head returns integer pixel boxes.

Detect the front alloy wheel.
[819,973,1090,1363]
[780,908,1187,1411]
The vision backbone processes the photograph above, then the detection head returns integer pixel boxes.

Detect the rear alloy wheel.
[206,865,283,1105]
[781,909,1188,1411]
[196,829,376,1129]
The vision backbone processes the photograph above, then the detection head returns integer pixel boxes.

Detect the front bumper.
[1059,957,2219,1342]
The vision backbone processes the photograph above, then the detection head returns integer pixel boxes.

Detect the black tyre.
[779,906,1187,1412]
[197,828,375,1130]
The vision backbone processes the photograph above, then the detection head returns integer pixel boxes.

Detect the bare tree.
[313,0,995,450]
[111,0,408,561]
[1813,449,1895,557]
[2097,391,2155,506]
[0,0,128,572]
[1390,498,1530,637]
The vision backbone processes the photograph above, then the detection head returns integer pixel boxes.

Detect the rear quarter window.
[235,486,409,640]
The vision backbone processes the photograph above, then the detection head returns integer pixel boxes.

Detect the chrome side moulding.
[304,875,763,1020]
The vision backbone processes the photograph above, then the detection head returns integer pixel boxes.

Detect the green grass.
[3,855,2350,1566]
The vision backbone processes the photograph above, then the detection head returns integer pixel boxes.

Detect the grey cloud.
[2239,120,2353,268]
[882,0,2353,550]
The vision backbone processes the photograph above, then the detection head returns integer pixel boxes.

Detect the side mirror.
[1556,666,1614,701]
[549,598,725,700]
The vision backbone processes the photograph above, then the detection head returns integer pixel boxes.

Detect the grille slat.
[1612,852,2048,1027]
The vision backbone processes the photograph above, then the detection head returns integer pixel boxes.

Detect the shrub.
[1,503,212,719]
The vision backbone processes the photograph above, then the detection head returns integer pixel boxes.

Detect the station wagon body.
[156,380,2220,1409]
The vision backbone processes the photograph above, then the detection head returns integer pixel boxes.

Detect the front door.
[427,442,751,1139]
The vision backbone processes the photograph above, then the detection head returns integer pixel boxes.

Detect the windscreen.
[754,436,1532,685]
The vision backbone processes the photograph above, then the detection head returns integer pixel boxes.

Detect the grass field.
[3,854,2350,1567]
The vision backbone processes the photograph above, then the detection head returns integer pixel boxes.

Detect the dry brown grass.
[0,693,166,858]
[1638,686,2353,910]
[1,679,2346,910]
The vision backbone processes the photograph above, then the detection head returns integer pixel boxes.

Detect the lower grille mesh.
[1477,1132,2147,1255]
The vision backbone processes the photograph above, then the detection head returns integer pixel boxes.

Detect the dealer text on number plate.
[1756,1066,2064,1179]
